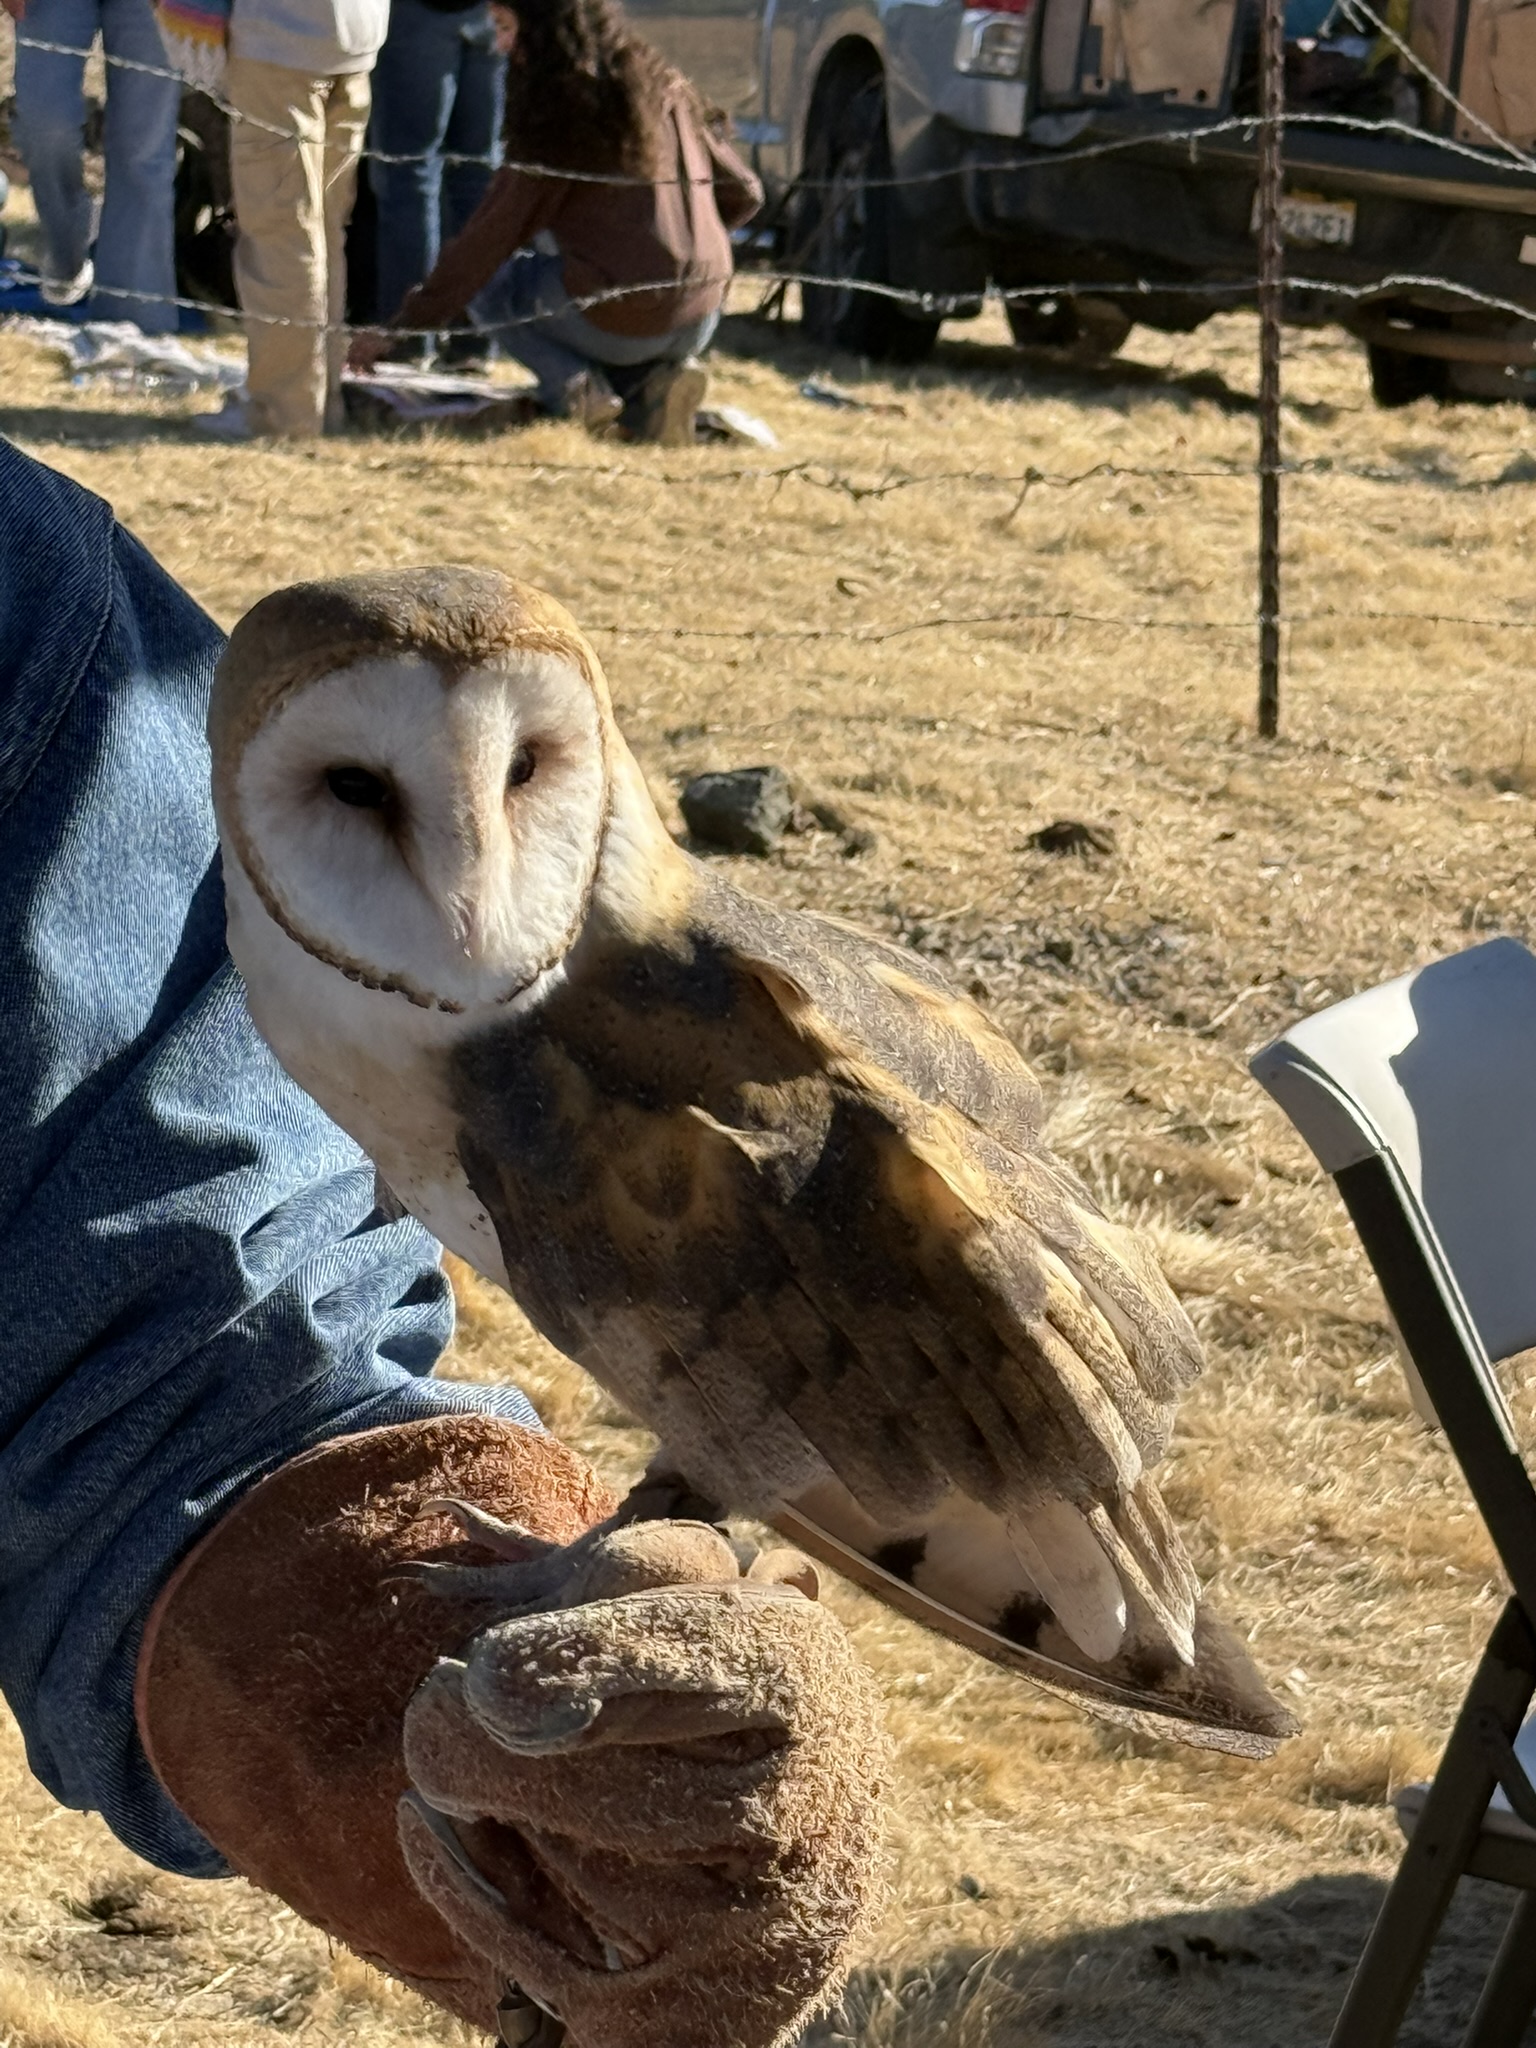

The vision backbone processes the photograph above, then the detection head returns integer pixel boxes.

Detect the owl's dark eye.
[507,745,537,791]
[325,765,392,810]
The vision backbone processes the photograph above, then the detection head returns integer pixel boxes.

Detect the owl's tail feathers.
[1007,1501,1130,1664]
[1094,1476,1203,1664]
[1003,1483,1294,1752]
[777,1476,1297,1758]
[1007,1479,1200,1671]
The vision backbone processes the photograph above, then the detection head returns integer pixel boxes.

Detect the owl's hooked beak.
[416,803,509,964]
[444,867,510,962]
[448,896,487,961]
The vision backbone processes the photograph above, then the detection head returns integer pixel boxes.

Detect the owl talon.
[397,1557,572,1610]
[418,1496,544,1559]
[383,1559,482,1598]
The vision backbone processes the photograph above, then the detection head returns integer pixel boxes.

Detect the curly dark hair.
[501,0,692,178]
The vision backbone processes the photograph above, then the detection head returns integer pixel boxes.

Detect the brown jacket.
[396,85,764,340]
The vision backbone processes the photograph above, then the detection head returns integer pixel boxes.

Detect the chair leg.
[1463,1889,1536,2048]
[1329,1601,1536,2048]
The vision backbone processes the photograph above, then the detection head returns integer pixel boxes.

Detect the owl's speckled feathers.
[209,567,1293,1759]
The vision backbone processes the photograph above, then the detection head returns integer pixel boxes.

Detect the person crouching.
[347,0,762,444]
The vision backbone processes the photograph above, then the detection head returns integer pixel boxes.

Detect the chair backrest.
[1251,937,1536,1370]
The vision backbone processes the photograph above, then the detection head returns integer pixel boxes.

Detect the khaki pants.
[226,56,370,437]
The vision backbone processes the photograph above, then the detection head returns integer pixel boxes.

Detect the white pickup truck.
[620,0,1536,402]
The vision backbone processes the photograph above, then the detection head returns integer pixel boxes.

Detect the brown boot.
[558,369,623,433]
[630,358,707,446]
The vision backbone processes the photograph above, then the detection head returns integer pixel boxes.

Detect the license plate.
[1250,191,1358,248]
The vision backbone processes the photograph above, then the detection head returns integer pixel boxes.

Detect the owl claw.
[384,1558,486,1595]
[392,1556,574,1612]
[417,1497,544,1558]
[399,1789,509,1906]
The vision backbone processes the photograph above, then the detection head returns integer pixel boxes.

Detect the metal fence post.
[1257,0,1285,738]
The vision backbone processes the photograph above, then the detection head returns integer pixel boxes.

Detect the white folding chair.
[1252,937,1536,2048]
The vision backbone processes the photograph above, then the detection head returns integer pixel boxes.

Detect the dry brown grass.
[8,135,1536,2038]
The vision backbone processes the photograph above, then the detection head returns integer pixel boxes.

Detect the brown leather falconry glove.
[134,1416,888,2048]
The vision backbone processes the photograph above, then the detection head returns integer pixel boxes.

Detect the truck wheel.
[1005,296,1080,349]
[796,80,941,364]
[1006,294,1131,360]
[1367,342,1450,408]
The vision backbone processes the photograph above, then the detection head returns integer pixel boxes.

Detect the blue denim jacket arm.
[0,440,541,1878]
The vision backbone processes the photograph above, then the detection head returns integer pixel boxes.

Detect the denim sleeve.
[0,440,542,1879]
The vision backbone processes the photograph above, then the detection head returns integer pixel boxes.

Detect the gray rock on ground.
[679,766,795,856]
[679,766,877,859]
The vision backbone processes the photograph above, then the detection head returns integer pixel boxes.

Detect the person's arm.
[703,120,764,230]
[0,439,541,1874]
[395,169,550,336]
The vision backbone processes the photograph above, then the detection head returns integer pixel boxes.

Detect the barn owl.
[209,567,1293,1759]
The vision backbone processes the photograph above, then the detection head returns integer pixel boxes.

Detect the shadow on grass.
[0,403,225,447]
[806,1871,1533,2047]
[0,397,528,449]
[714,306,1351,426]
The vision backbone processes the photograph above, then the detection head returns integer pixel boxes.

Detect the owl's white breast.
[222,853,512,1288]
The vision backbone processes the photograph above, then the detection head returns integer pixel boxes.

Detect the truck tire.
[1005,296,1080,349]
[796,79,941,364]
[1367,341,1450,408]
[1006,294,1131,359]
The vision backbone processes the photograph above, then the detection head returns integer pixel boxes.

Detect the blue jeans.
[367,0,505,321]
[471,248,720,412]
[12,0,181,332]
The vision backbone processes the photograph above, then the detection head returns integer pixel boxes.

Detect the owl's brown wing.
[448,894,1290,1754]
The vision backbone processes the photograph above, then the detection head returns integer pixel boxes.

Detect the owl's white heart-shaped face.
[220,648,609,1014]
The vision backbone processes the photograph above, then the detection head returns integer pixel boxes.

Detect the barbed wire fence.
[5,16,1536,726]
